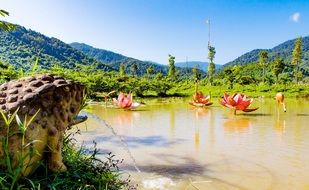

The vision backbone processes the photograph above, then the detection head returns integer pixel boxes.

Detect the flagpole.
[206,19,210,48]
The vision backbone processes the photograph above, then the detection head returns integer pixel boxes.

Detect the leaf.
[0,9,9,17]
[0,110,9,126]
[15,114,23,128]
[31,57,39,74]
[26,109,40,128]
[8,108,20,126]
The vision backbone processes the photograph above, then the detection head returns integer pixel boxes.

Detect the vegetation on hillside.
[225,36,309,76]
[70,42,205,77]
[0,26,113,71]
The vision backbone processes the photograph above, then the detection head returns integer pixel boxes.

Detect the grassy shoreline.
[0,126,136,190]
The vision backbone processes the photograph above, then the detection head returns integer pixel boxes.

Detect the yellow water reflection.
[223,117,251,133]
[192,107,209,151]
[75,98,309,190]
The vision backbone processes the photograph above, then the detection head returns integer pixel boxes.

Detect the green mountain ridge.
[70,42,205,77]
[225,36,309,75]
[0,25,113,71]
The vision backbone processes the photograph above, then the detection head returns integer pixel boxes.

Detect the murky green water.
[75,98,309,190]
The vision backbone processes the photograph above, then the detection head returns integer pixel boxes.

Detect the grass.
[167,82,309,98]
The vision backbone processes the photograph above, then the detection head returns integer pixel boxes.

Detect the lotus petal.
[205,102,213,106]
[227,96,236,106]
[236,99,251,110]
[131,102,140,109]
[223,93,229,103]
[219,99,228,107]
[243,107,259,112]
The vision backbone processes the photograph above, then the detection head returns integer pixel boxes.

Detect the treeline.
[0,56,308,99]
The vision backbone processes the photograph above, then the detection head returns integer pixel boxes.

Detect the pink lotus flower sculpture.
[189,91,213,107]
[220,93,258,114]
[113,92,140,109]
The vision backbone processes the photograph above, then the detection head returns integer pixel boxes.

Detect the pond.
[75,97,309,190]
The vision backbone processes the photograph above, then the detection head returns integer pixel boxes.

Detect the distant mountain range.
[70,42,169,75]
[0,25,113,71]
[225,36,309,74]
[175,61,222,72]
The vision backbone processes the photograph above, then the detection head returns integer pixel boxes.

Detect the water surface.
[75,98,309,190]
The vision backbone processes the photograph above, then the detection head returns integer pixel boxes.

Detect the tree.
[119,63,125,76]
[146,65,154,79]
[192,65,200,82]
[272,57,285,82]
[130,63,138,77]
[259,50,268,83]
[0,9,16,31]
[292,37,302,83]
[207,46,216,84]
[168,54,176,79]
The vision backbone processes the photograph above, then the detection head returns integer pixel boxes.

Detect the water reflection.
[274,117,286,135]
[192,108,210,150]
[113,110,140,127]
[223,115,251,133]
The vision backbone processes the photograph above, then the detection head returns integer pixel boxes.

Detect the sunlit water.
[75,98,309,190]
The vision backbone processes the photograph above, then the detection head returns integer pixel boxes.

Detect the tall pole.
[206,19,210,48]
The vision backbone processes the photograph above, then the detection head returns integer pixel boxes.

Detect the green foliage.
[119,63,125,76]
[292,37,303,83]
[0,9,16,31]
[192,65,200,81]
[0,60,20,84]
[272,57,285,81]
[146,65,154,78]
[207,46,216,84]
[292,37,302,66]
[259,50,268,83]
[225,36,309,76]
[168,54,176,79]
[130,63,138,77]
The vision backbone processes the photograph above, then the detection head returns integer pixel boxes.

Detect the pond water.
[75,98,309,190]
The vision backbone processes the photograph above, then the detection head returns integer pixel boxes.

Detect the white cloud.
[290,12,300,23]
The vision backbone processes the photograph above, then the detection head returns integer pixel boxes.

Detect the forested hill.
[0,25,113,71]
[70,42,167,75]
[224,36,309,73]
[70,42,205,76]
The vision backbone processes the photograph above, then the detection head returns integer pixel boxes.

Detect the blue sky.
[1,0,308,65]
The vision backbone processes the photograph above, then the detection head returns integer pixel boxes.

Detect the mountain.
[70,42,126,63]
[175,61,222,72]
[70,42,205,77]
[0,25,113,71]
[225,36,309,74]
